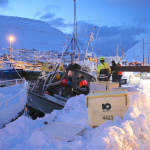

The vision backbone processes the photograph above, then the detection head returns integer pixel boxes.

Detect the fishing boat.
[27,0,96,117]
[0,61,24,77]
[27,63,96,115]
[0,79,28,128]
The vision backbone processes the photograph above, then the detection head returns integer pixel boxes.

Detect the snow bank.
[0,79,150,149]
[0,82,28,129]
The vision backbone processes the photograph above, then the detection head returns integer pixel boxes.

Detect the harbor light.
[8,36,14,59]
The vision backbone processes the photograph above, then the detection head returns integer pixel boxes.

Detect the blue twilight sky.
[0,0,150,56]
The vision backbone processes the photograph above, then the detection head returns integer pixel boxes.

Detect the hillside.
[124,35,150,63]
[0,15,66,53]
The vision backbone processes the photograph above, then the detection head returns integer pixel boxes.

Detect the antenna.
[121,43,124,59]
[113,44,119,57]
[84,14,101,59]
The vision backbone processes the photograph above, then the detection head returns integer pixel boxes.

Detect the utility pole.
[143,39,144,65]
[147,49,150,64]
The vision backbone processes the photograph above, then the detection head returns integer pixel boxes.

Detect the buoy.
[56,74,60,80]
[61,79,68,86]
[44,91,49,95]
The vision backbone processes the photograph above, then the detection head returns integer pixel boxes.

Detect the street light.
[9,36,14,59]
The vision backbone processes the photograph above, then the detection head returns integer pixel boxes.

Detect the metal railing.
[0,79,27,110]
[0,79,25,87]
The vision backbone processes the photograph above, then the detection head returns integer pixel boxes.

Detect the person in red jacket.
[79,76,89,95]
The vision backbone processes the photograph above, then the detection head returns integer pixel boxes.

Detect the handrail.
[0,80,27,110]
[0,79,25,86]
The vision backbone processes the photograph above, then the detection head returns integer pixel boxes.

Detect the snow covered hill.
[124,35,150,63]
[0,15,66,53]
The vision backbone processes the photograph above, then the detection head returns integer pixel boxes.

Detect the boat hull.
[0,69,24,76]
[27,91,65,114]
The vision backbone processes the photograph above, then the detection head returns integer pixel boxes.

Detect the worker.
[118,63,122,87]
[67,76,74,98]
[97,57,111,81]
[79,76,89,95]
[111,60,118,82]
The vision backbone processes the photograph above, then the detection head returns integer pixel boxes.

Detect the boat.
[27,63,96,115]
[0,79,28,128]
[129,61,142,66]
[0,61,24,77]
[27,0,96,117]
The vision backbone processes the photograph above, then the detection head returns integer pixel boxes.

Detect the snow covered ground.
[0,73,150,150]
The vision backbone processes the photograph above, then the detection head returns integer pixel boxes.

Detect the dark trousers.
[112,74,118,82]
[98,77,109,81]
[118,75,122,87]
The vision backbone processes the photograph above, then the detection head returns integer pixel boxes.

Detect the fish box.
[86,89,129,128]
[90,81,119,93]
[111,87,140,99]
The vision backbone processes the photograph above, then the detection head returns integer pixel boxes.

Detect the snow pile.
[0,82,28,129]
[0,79,150,149]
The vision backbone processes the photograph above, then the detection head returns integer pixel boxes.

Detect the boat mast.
[121,43,124,59]
[71,0,76,64]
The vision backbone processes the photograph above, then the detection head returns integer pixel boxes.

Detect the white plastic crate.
[90,81,119,93]
[86,89,129,128]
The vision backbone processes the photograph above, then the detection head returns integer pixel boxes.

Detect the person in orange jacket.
[79,76,89,95]
[118,63,122,87]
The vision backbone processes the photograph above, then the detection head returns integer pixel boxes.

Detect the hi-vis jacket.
[97,62,111,79]
[118,64,122,75]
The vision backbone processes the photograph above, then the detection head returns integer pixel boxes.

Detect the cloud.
[40,13,55,20]
[133,16,149,25]
[44,16,148,56]
[34,5,60,18]
[106,0,150,9]
[43,5,60,12]
[34,11,42,18]
[47,19,148,56]
[69,21,148,56]
[47,18,73,28]
[0,0,8,7]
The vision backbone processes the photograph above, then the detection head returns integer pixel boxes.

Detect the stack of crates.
[90,81,119,93]
[86,89,129,128]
